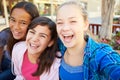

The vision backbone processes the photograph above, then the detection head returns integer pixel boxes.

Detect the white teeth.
[63,34,73,37]
[63,35,70,36]
[63,35,73,43]
[62,33,73,37]
[30,43,38,48]
[31,44,36,47]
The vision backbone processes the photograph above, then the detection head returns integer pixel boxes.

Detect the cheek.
[9,23,13,30]
[25,35,31,47]
[41,43,48,49]
[26,35,29,41]
[56,27,61,35]
[20,30,27,39]
[41,39,50,47]
[23,29,27,34]
[26,33,31,41]
[21,27,28,35]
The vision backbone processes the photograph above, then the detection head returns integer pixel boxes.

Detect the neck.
[67,40,86,55]
[27,52,40,64]
[64,40,86,66]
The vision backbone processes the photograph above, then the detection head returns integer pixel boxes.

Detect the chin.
[13,34,22,39]
[28,51,36,55]
[64,43,74,48]
[14,36,22,40]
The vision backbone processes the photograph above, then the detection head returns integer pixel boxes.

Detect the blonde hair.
[57,0,88,21]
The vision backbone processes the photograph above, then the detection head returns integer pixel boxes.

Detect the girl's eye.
[20,21,28,26]
[57,22,63,25]
[9,18,15,22]
[21,22,26,25]
[70,21,76,23]
[40,35,46,38]
[29,30,35,34]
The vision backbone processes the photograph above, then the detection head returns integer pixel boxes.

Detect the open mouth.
[63,35,74,43]
[29,43,39,50]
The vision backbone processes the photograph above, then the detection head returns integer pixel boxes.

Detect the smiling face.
[56,4,89,48]
[26,25,53,55]
[9,8,31,40]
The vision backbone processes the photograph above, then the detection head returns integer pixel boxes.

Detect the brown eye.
[57,22,62,24]
[9,17,15,23]
[71,21,76,23]
[39,34,47,38]
[57,21,64,27]
[29,30,35,34]
[20,21,28,26]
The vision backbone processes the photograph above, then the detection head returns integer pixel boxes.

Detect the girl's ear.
[48,40,54,47]
[84,19,89,31]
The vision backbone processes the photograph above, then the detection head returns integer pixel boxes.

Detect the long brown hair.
[28,16,59,76]
[7,1,39,56]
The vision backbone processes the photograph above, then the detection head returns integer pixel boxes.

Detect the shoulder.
[12,41,27,56]
[55,51,62,63]
[40,52,61,80]
[86,37,119,60]
[13,41,26,49]
[0,28,10,47]
[51,51,61,69]
[91,43,120,64]
[0,27,10,35]
[90,42,117,58]
[86,36,115,54]
[95,43,116,55]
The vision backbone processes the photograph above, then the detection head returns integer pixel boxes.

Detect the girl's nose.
[14,22,20,30]
[62,24,70,31]
[32,35,39,42]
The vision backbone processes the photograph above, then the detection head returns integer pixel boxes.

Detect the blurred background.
[0,0,120,31]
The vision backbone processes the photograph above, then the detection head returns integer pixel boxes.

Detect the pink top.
[21,50,39,80]
[12,41,61,80]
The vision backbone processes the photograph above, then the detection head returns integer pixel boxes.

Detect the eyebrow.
[57,17,76,21]
[56,18,62,21]
[40,33,49,37]
[9,16,14,19]
[20,20,28,23]
[31,29,49,37]
[9,16,29,22]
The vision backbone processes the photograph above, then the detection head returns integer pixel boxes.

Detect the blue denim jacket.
[58,36,120,80]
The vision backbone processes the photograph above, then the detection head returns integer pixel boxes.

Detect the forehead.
[57,5,82,19]
[11,8,31,21]
[33,25,51,34]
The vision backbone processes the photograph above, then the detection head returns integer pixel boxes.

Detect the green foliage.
[109,31,120,50]
[101,31,120,50]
